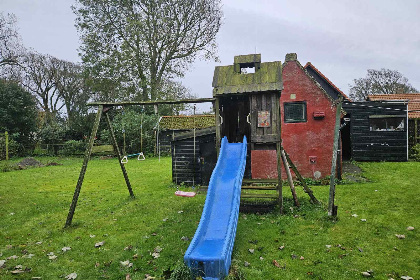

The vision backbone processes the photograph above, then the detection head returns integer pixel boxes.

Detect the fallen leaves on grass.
[401,276,413,280]
[361,270,374,277]
[151,246,163,259]
[351,214,358,217]
[180,236,189,241]
[120,260,133,268]
[7,255,18,260]
[124,245,133,251]
[278,245,285,250]
[22,254,35,258]
[300,256,305,260]
[62,247,71,252]
[144,274,155,280]
[89,234,95,238]
[361,219,367,222]
[65,272,78,279]
[95,241,105,248]
[395,234,405,239]
[406,226,414,231]
[0,260,5,267]
[244,261,250,267]
[248,249,254,254]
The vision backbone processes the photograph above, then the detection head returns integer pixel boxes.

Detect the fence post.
[5,131,9,161]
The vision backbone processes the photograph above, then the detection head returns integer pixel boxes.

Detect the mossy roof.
[212,55,283,95]
[159,115,215,130]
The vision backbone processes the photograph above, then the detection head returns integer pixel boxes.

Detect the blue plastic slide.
[184,136,247,280]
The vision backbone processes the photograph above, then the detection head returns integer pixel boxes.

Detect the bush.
[0,136,19,160]
[409,143,420,161]
[60,140,86,156]
[100,108,159,155]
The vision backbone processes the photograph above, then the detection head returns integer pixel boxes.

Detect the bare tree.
[349,68,418,101]
[53,59,90,125]
[0,12,23,68]
[20,52,63,123]
[73,0,222,101]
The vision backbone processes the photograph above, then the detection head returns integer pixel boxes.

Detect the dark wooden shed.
[171,127,216,186]
[342,101,408,161]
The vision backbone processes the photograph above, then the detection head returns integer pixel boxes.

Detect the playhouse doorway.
[219,95,251,143]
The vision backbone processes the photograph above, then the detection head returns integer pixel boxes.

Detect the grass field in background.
[0,157,419,279]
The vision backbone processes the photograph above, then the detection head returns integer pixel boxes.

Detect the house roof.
[212,54,283,95]
[304,62,351,101]
[367,94,420,118]
[159,115,215,130]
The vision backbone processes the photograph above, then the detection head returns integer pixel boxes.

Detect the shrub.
[409,143,420,161]
[0,136,19,160]
[60,140,86,156]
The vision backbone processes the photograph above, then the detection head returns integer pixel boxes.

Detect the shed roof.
[367,94,420,118]
[159,115,215,130]
[304,62,351,101]
[212,54,283,95]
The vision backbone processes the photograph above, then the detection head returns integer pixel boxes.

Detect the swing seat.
[121,152,145,163]
[175,190,196,197]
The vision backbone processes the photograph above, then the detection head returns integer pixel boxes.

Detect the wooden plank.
[241,186,278,190]
[328,98,342,216]
[88,98,215,106]
[104,111,135,198]
[65,105,103,228]
[243,178,277,184]
[215,98,221,156]
[276,141,283,214]
[281,149,299,207]
[284,149,319,204]
[241,193,278,199]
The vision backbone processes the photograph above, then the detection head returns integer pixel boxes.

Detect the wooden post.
[65,106,103,227]
[328,98,343,216]
[284,149,319,204]
[104,108,135,198]
[281,148,299,207]
[275,92,283,213]
[214,98,221,156]
[337,129,342,181]
[276,142,283,214]
[123,130,126,155]
[5,131,8,160]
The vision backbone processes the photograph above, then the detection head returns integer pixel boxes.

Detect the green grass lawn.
[0,157,419,279]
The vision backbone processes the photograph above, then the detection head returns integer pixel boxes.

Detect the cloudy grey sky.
[2,0,419,112]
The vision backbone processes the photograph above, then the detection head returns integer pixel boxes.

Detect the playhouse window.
[284,102,307,123]
[369,115,405,131]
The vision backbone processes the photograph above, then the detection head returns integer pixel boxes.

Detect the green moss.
[212,61,283,95]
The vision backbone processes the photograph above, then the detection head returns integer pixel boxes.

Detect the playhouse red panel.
[251,150,278,179]
[251,59,337,179]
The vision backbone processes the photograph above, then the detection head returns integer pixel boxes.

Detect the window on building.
[284,102,307,123]
[369,115,405,131]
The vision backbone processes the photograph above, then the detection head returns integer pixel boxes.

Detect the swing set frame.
[64,98,215,228]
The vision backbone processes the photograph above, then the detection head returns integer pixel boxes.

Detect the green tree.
[0,79,38,144]
[73,0,222,101]
[349,68,418,101]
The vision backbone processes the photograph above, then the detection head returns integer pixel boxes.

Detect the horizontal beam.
[88,98,216,107]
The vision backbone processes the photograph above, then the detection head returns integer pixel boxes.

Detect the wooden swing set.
[64,98,214,228]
